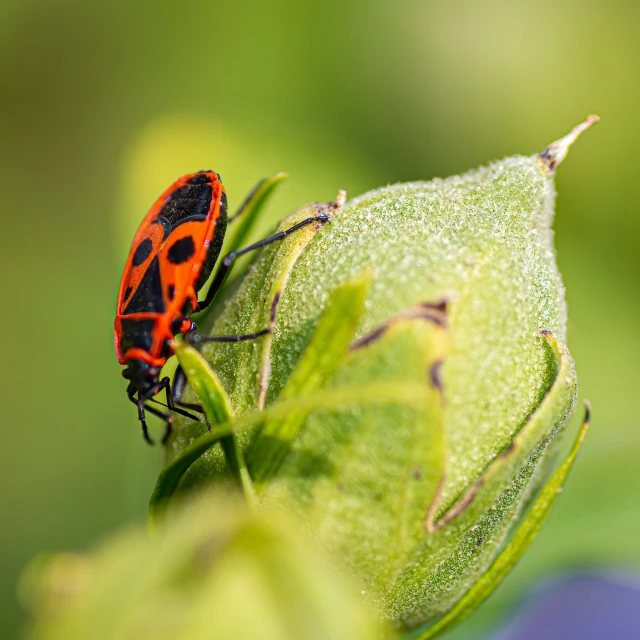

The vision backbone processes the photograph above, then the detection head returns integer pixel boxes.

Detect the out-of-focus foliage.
[1,0,638,637]
[20,493,391,640]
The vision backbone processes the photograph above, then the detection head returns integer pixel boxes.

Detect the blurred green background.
[1,0,638,637]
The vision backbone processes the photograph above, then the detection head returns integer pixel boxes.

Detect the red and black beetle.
[115,170,328,444]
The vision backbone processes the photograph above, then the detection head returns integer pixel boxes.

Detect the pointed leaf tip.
[539,115,600,172]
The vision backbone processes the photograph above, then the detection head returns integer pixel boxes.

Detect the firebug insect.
[115,170,329,444]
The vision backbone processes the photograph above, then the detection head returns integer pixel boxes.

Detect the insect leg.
[137,398,156,445]
[129,384,167,445]
[171,364,205,413]
[172,364,187,401]
[153,376,202,422]
[198,214,330,312]
[140,402,177,445]
[129,379,201,445]
[125,386,154,445]
[145,394,207,443]
[159,369,211,435]
[187,327,271,345]
[187,291,280,345]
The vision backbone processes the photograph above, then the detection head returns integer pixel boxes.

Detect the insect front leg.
[139,401,171,445]
[129,379,202,445]
[126,384,153,444]
[127,394,156,445]
[171,364,188,403]
[155,376,202,423]
[187,327,271,344]
[128,382,169,445]
[170,364,207,414]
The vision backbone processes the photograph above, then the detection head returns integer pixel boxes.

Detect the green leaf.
[151,340,242,525]
[224,172,289,256]
[171,339,234,425]
[248,274,370,491]
[151,379,429,526]
[150,420,233,528]
[262,302,448,609]
[412,403,591,640]
[172,340,254,501]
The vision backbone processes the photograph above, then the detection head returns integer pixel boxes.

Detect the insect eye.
[121,369,131,380]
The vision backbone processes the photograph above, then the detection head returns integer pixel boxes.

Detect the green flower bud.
[158,117,598,635]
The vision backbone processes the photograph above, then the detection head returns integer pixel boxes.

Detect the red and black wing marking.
[115,171,226,362]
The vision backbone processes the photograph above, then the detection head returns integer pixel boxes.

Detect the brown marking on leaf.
[270,290,282,324]
[500,441,516,458]
[424,472,447,533]
[418,299,448,315]
[350,299,448,351]
[257,289,283,410]
[426,477,486,533]
[350,325,389,350]
[429,359,444,392]
[311,189,346,219]
[424,331,573,532]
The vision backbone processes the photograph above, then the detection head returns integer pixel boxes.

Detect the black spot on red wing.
[123,258,165,314]
[132,238,153,266]
[174,184,212,201]
[187,172,213,186]
[160,183,213,226]
[124,286,133,300]
[119,318,156,354]
[167,236,196,264]
[168,284,175,301]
